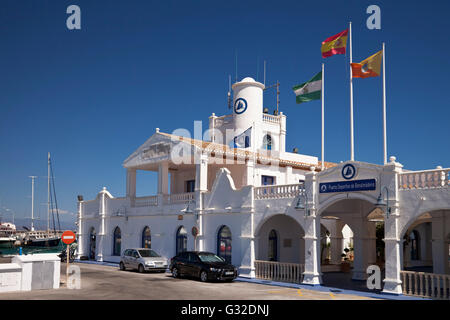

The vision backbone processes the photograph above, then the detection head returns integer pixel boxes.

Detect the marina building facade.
[77,77,450,295]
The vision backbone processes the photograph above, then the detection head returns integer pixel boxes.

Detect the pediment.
[123,133,198,168]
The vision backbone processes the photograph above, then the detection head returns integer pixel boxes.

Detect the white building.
[77,76,450,295]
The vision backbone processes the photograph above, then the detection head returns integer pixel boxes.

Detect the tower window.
[263,135,272,151]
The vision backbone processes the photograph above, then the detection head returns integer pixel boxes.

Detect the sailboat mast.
[29,176,37,231]
[47,152,50,233]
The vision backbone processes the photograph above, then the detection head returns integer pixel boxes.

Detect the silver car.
[119,248,168,273]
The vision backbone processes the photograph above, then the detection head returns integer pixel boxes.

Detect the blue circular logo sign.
[342,164,356,180]
[234,98,247,114]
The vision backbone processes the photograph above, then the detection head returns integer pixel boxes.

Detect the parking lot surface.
[0,262,378,300]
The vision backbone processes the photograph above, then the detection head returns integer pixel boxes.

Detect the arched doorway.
[217,225,232,264]
[113,227,121,256]
[319,197,381,292]
[255,214,305,264]
[402,214,433,272]
[89,227,96,260]
[176,226,187,255]
[142,226,151,248]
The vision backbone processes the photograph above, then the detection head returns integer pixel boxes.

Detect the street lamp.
[182,200,195,215]
[375,186,391,218]
[295,192,310,217]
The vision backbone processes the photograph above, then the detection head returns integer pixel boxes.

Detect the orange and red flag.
[351,50,383,78]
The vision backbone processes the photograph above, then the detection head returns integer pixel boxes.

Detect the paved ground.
[0,262,379,300]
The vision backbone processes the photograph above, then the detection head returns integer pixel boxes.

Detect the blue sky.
[0,0,449,227]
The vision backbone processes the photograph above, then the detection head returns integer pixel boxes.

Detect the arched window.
[263,134,272,151]
[410,230,420,260]
[89,227,96,260]
[217,225,232,264]
[142,226,151,248]
[268,229,278,261]
[113,227,121,256]
[176,226,188,255]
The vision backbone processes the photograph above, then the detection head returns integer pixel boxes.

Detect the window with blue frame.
[263,134,272,151]
[217,225,232,264]
[176,226,188,255]
[113,226,121,256]
[261,175,275,186]
[142,226,151,248]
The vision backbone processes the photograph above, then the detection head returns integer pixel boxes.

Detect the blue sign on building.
[319,179,376,194]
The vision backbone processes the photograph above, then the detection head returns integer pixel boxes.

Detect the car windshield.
[198,253,225,263]
[138,249,160,257]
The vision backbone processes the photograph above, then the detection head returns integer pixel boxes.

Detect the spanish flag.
[351,50,383,78]
[321,29,348,58]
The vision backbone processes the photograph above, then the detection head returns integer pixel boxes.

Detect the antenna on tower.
[235,50,238,83]
[264,60,266,86]
[227,75,232,109]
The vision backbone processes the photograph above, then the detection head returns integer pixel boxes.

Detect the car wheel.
[138,264,145,273]
[200,270,208,282]
[172,267,179,278]
[119,262,126,271]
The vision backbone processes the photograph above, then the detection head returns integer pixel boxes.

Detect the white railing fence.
[163,192,195,204]
[401,271,450,299]
[399,168,450,190]
[133,196,158,207]
[254,183,304,200]
[255,260,304,284]
[262,113,280,125]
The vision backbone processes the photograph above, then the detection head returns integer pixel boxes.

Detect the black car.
[170,251,237,282]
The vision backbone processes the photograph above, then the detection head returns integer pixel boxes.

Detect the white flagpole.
[321,63,325,170]
[382,42,387,164]
[349,21,354,161]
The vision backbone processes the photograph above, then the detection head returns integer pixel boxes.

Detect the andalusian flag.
[321,29,348,58]
[351,50,383,78]
[292,71,322,104]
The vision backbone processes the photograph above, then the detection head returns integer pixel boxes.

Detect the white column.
[349,213,368,280]
[330,236,343,265]
[245,159,255,186]
[76,200,84,259]
[279,112,286,153]
[431,211,447,274]
[97,188,107,262]
[195,154,209,252]
[158,162,169,195]
[285,166,292,185]
[381,161,403,294]
[302,167,322,285]
[383,215,402,294]
[126,168,136,198]
[195,154,208,192]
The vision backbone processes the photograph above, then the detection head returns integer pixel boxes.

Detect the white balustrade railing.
[213,114,233,128]
[255,260,304,284]
[398,168,449,190]
[262,113,280,124]
[163,192,195,204]
[133,196,158,207]
[254,183,304,200]
[401,271,450,299]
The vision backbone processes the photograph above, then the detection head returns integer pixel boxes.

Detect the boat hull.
[25,237,61,247]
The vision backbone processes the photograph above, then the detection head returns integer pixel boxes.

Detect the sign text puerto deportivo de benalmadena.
[319,179,376,194]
